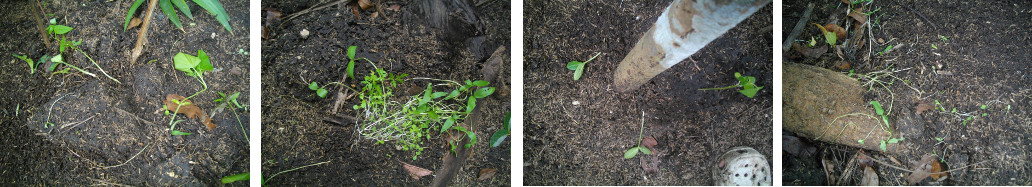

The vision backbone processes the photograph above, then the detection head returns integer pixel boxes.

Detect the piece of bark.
[130,0,158,64]
[400,161,432,180]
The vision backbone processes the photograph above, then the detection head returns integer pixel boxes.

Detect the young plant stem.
[698,84,740,91]
[584,52,602,63]
[231,108,248,142]
[185,69,208,100]
[74,46,121,84]
[263,161,331,185]
[637,111,645,146]
[58,62,97,77]
[168,104,183,129]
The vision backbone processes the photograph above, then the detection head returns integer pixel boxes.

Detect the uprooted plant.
[33,18,121,83]
[698,72,764,98]
[163,50,215,135]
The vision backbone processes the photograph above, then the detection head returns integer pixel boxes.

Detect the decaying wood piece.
[613,0,770,92]
[783,63,900,153]
[430,46,506,187]
[130,0,158,64]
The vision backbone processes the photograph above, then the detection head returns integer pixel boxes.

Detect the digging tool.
[613,0,770,92]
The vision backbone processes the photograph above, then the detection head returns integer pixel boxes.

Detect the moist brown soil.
[0,0,250,186]
[783,0,1032,185]
[524,0,773,185]
[260,1,511,186]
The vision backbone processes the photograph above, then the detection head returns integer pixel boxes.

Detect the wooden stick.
[130,0,158,64]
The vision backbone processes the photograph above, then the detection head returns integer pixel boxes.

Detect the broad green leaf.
[858,139,865,144]
[191,0,233,34]
[431,92,448,99]
[440,116,455,133]
[346,59,355,79]
[886,137,904,144]
[869,101,884,115]
[624,147,640,159]
[466,97,476,113]
[444,90,460,100]
[464,131,476,148]
[13,54,34,74]
[473,87,495,99]
[471,80,489,87]
[173,52,200,73]
[420,83,432,105]
[51,54,64,63]
[639,146,652,155]
[489,132,508,148]
[573,64,584,80]
[171,0,193,20]
[171,130,193,135]
[879,141,887,152]
[566,61,581,70]
[159,0,184,31]
[309,82,319,90]
[347,46,357,60]
[316,88,328,98]
[195,50,213,73]
[124,0,147,31]
[220,173,248,184]
[48,25,73,35]
[739,86,761,98]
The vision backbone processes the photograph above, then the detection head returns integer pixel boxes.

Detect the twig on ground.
[783,3,815,53]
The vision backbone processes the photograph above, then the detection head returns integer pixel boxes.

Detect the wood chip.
[477,168,497,180]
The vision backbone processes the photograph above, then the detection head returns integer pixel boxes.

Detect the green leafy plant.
[44,19,120,83]
[12,54,48,74]
[879,45,893,55]
[125,0,233,34]
[624,112,652,159]
[352,63,494,160]
[813,23,837,45]
[698,72,764,98]
[220,173,248,184]
[566,52,601,81]
[489,112,511,148]
[164,50,213,135]
[309,45,373,98]
[215,91,248,142]
[870,100,904,151]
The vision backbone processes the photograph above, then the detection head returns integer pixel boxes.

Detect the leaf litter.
[164,94,215,130]
[400,160,433,180]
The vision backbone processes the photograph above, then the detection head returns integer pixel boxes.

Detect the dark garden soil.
[523,0,773,185]
[260,0,511,186]
[783,0,1032,185]
[0,0,250,186]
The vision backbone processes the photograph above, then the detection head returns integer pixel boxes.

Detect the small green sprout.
[698,72,764,98]
[566,52,601,81]
[931,44,938,50]
[870,101,890,130]
[813,23,837,45]
[624,112,652,159]
[879,45,893,55]
[221,173,248,184]
[489,112,511,148]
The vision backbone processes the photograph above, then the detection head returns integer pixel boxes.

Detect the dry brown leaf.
[929,158,947,180]
[388,4,401,11]
[642,136,658,149]
[825,24,847,39]
[833,60,851,71]
[129,17,142,29]
[163,94,215,130]
[916,101,933,115]
[906,154,935,184]
[792,42,828,59]
[358,0,375,10]
[848,8,868,24]
[478,168,497,180]
[400,161,432,180]
[860,166,879,186]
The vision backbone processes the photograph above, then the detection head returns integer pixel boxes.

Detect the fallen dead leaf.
[358,0,375,10]
[163,94,215,130]
[478,168,497,180]
[400,161,432,180]
[860,166,878,186]
[825,24,847,39]
[642,136,657,149]
[792,42,828,59]
[833,60,851,71]
[129,17,142,29]
[915,101,933,115]
[906,154,935,184]
[388,4,401,11]
[848,8,868,24]
[929,158,947,180]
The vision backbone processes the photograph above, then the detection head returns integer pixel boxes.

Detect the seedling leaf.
[316,88,328,98]
[639,146,652,155]
[441,117,455,133]
[48,25,73,35]
[431,92,447,99]
[624,147,640,159]
[309,82,319,90]
[471,80,489,87]
[171,130,193,135]
[195,50,213,73]
[12,54,35,74]
[870,101,884,115]
[473,87,495,99]
[220,173,248,184]
[739,86,762,98]
[573,63,585,80]
[566,61,581,70]
[879,141,887,152]
[347,46,357,60]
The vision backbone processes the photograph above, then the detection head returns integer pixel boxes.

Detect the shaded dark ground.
[783,0,1032,185]
[524,0,773,185]
[0,0,250,186]
[260,0,511,186]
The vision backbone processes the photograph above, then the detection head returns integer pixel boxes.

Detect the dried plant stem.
[130,0,158,64]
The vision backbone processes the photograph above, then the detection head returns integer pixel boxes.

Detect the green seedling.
[310,45,372,98]
[46,20,120,83]
[879,45,892,55]
[879,137,904,152]
[165,50,214,135]
[12,54,39,74]
[351,62,494,160]
[870,101,891,130]
[215,91,248,142]
[220,173,248,184]
[566,52,601,81]
[125,0,233,34]
[813,23,837,45]
[489,112,511,148]
[939,35,949,42]
[931,44,938,50]
[624,112,652,159]
[698,72,763,98]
